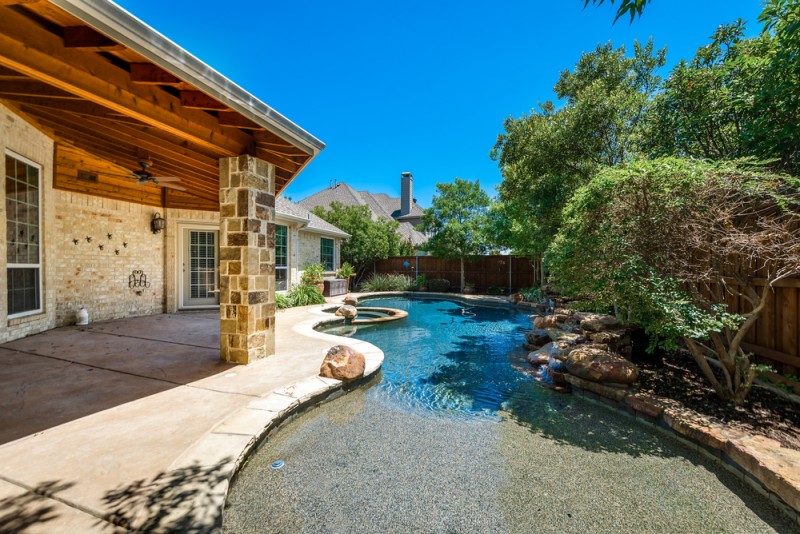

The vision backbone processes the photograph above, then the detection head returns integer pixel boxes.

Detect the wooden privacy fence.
[373,255,543,295]
[374,255,800,381]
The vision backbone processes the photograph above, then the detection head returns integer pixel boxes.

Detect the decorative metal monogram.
[129,270,151,295]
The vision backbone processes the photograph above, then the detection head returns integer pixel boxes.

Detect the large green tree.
[585,0,652,23]
[547,158,800,403]
[311,202,408,283]
[491,40,665,256]
[420,178,491,291]
[645,2,800,174]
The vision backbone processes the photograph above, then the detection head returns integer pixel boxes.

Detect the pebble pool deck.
[223,297,797,533]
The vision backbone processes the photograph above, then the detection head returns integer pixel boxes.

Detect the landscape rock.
[335,305,358,319]
[509,292,525,304]
[724,435,800,511]
[319,345,366,381]
[343,296,358,306]
[624,392,678,419]
[545,329,583,343]
[525,330,550,348]
[533,314,570,330]
[527,344,553,366]
[587,330,632,357]
[563,374,629,403]
[564,346,639,384]
[663,408,730,450]
[579,314,622,332]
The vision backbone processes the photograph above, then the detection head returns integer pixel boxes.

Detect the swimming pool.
[223,297,794,532]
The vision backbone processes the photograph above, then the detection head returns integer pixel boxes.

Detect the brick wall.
[0,103,56,342]
[297,232,341,275]
[52,190,166,326]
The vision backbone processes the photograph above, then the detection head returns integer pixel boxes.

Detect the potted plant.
[463,281,476,295]
[336,262,356,290]
[416,274,428,292]
[302,263,325,294]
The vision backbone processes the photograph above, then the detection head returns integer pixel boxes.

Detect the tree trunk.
[460,257,465,292]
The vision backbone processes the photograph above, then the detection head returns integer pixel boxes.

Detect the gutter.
[49,0,325,157]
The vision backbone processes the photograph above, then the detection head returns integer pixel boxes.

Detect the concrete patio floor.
[0,299,381,532]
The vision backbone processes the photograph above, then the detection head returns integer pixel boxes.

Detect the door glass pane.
[189,231,217,299]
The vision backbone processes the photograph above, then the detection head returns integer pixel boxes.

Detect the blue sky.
[116,0,763,207]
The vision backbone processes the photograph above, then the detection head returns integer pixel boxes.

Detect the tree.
[585,0,652,23]
[547,158,800,404]
[491,40,665,256]
[420,179,491,291]
[645,3,800,174]
[311,202,405,283]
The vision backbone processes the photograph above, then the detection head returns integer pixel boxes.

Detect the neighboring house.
[275,196,349,291]
[299,171,429,251]
[0,0,324,363]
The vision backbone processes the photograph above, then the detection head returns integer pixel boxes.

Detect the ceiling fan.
[127,159,186,191]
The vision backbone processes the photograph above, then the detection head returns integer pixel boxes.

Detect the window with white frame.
[276,224,288,291]
[320,237,334,271]
[5,153,42,317]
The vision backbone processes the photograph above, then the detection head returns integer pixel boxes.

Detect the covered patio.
[0,302,383,531]
[0,0,325,363]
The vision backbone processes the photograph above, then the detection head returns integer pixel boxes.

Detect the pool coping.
[151,305,385,532]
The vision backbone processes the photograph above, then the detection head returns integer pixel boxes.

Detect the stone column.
[219,155,276,364]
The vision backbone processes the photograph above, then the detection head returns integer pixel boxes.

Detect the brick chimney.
[400,172,413,216]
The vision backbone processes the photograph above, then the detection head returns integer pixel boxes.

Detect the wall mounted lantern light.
[151,212,166,234]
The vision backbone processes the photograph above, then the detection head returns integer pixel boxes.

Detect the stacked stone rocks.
[524,310,639,397]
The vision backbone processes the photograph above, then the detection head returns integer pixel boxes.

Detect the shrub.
[487,285,505,295]
[286,284,326,306]
[359,273,413,292]
[275,292,292,309]
[520,287,543,302]
[415,274,427,287]
[301,263,325,286]
[336,262,356,279]
[427,279,451,292]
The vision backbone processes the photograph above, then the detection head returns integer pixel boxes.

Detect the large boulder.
[587,329,632,358]
[578,314,621,332]
[564,346,639,384]
[320,345,366,381]
[525,329,550,348]
[532,314,569,330]
[343,296,358,306]
[335,305,358,320]
[527,344,552,366]
[510,292,525,304]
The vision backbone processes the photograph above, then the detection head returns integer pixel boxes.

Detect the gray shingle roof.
[297,182,428,246]
[275,196,349,237]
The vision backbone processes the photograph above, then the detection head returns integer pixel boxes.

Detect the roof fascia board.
[49,0,325,158]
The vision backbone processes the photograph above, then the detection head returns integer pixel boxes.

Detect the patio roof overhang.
[0,0,324,210]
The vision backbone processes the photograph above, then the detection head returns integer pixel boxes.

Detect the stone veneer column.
[219,155,276,364]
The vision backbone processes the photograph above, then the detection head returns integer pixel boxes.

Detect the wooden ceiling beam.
[63,26,125,51]
[218,111,263,130]
[0,80,83,99]
[0,94,125,117]
[0,8,255,157]
[179,90,229,110]
[27,111,219,198]
[0,0,41,5]
[129,63,181,85]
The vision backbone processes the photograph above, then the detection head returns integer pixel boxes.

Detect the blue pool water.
[343,297,541,419]
[223,297,795,533]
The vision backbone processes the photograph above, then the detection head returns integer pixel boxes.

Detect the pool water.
[223,297,795,533]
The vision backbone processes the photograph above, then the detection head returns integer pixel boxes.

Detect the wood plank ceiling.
[0,1,313,210]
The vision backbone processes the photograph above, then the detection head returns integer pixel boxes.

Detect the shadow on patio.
[0,312,230,446]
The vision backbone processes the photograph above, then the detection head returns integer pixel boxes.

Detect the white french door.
[181,228,219,308]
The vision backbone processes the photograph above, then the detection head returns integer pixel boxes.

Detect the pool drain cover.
[270,460,285,470]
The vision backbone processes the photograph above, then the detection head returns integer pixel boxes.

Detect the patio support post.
[218,155,276,364]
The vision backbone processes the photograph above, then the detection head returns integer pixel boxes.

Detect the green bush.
[301,263,325,286]
[487,285,506,295]
[336,262,356,279]
[275,293,292,309]
[286,284,326,306]
[428,279,451,292]
[359,273,413,292]
[520,287,543,302]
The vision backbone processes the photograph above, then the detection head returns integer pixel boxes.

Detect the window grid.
[6,154,41,317]
[276,225,288,291]
[320,238,334,272]
[189,231,216,299]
